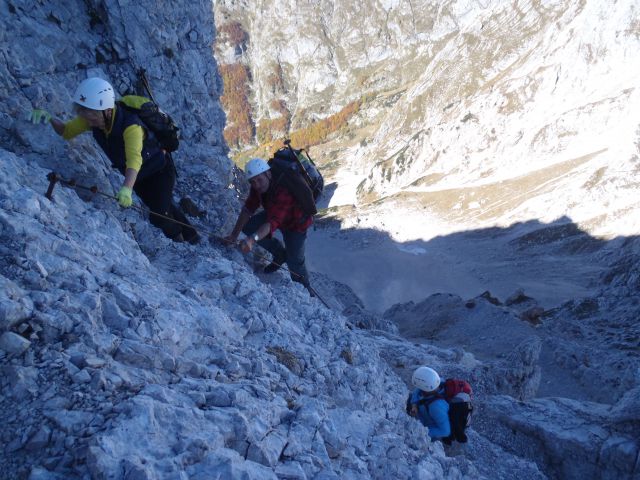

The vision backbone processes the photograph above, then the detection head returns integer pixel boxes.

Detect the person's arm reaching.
[116,124,144,208]
[225,208,252,245]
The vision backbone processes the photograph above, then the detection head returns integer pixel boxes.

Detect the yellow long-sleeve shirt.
[62,106,144,173]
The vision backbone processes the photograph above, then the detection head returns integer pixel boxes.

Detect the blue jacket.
[410,388,451,439]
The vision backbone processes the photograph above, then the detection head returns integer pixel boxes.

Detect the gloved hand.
[117,186,133,208]
[29,109,52,125]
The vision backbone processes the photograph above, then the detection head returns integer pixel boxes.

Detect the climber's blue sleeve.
[426,399,451,439]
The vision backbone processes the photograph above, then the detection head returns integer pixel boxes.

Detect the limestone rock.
[0,331,31,355]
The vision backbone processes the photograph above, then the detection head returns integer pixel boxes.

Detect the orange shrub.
[255,98,291,143]
[218,22,247,47]
[266,63,285,93]
[289,98,362,147]
[220,63,254,149]
[257,116,289,144]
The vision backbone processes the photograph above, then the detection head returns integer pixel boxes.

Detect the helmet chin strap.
[101,110,109,130]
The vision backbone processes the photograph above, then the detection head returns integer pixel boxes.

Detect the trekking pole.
[44,172,331,308]
[44,172,199,234]
[248,248,330,308]
[137,68,157,105]
[283,139,315,187]
[136,68,175,166]
[308,285,330,309]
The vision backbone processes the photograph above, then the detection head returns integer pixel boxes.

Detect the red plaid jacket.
[244,185,313,234]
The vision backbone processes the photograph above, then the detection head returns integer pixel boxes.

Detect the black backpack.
[406,379,473,444]
[268,144,324,217]
[118,96,180,152]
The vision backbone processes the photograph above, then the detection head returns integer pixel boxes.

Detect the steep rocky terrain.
[0,1,638,479]
[212,0,640,478]
[214,0,640,239]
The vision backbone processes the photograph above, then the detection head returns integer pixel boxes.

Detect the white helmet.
[73,77,115,110]
[412,366,441,392]
[245,158,270,180]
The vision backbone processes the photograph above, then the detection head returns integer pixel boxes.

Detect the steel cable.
[45,172,329,307]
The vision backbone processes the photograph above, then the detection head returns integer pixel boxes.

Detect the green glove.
[29,109,52,125]
[117,186,133,208]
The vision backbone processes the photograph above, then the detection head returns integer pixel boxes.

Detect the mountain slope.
[214,0,640,240]
[1,1,638,479]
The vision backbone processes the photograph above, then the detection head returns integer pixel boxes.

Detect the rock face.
[1,0,231,228]
[214,0,640,245]
[480,395,640,480]
[383,268,640,479]
[0,1,479,479]
[387,292,538,363]
[2,1,639,479]
[0,136,450,477]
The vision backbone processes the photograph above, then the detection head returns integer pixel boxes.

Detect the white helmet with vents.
[412,366,441,392]
[245,158,270,179]
[73,77,115,110]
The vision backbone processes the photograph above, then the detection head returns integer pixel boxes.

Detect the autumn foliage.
[266,62,285,93]
[256,99,291,143]
[238,98,364,164]
[218,22,247,47]
[289,98,362,147]
[220,63,254,149]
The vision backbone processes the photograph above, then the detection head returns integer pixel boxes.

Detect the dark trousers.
[443,402,472,445]
[133,159,197,241]
[242,211,310,286]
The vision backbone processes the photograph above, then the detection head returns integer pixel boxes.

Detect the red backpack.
[442,378,472,400]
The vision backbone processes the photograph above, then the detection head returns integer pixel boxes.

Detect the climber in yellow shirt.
[30,78,199,244]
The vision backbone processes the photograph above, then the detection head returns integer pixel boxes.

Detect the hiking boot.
[184,231,201,245]
[264,250,286,274]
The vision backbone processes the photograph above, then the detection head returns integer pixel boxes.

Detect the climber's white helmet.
[245,158,270,180]
[412,366,441,392]
[73,77,115,111]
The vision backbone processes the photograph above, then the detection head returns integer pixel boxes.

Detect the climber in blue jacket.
[408,366,451,440]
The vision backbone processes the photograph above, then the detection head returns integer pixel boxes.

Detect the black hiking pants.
[242,211,310,286]
[132,157,198,242]
[443,402,472,445]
